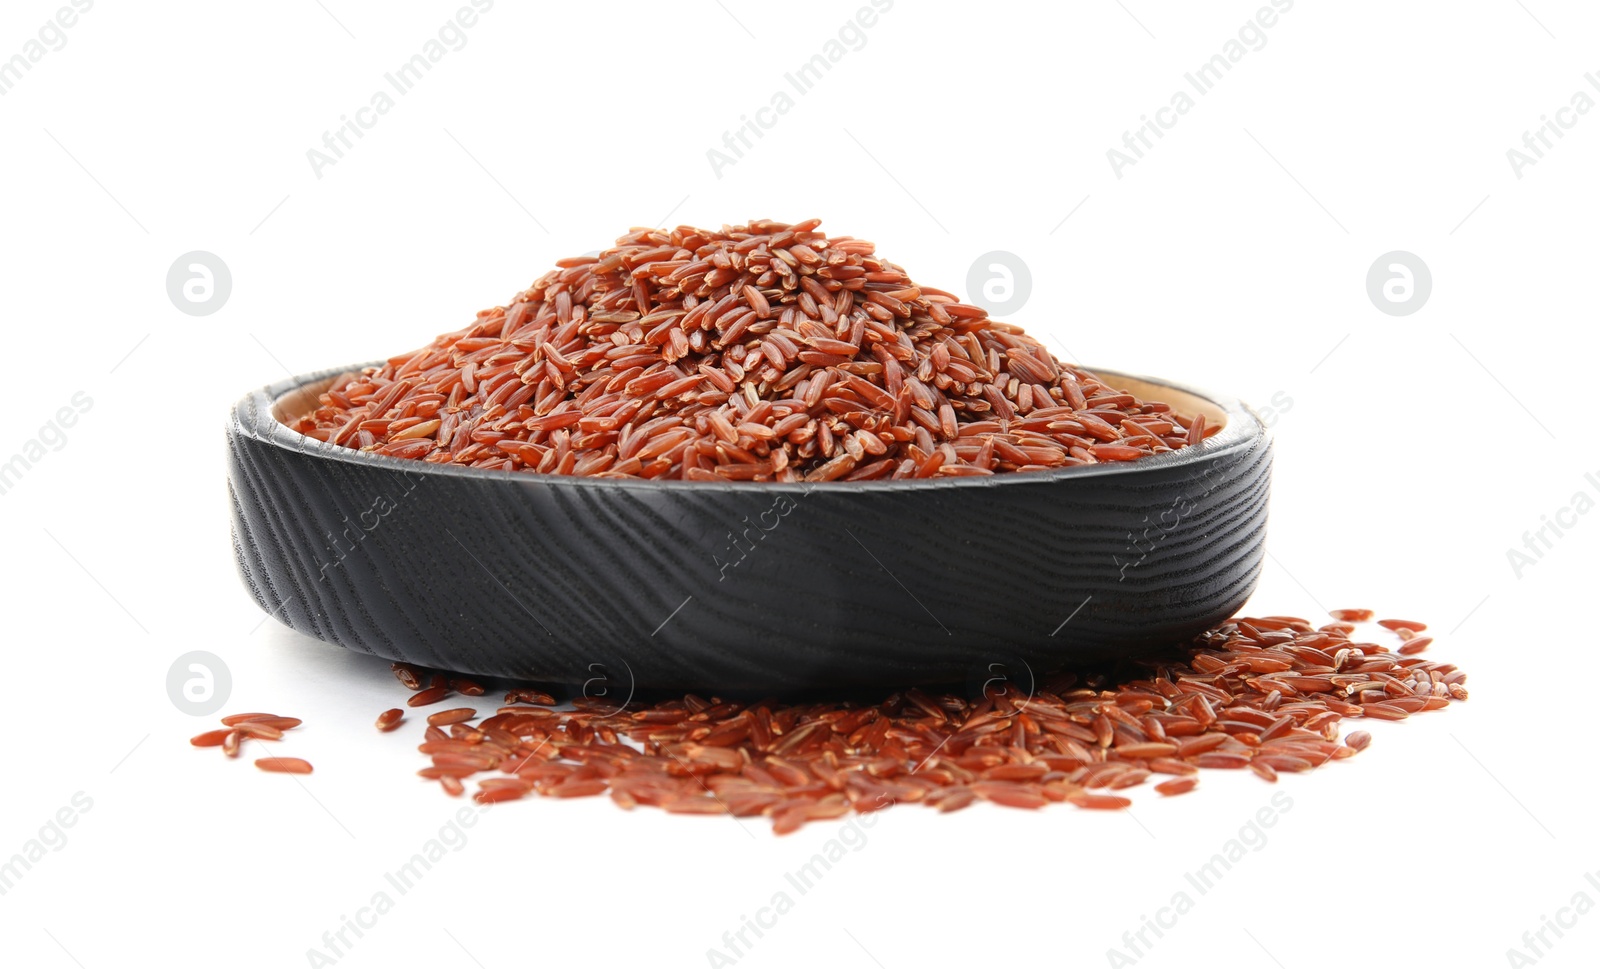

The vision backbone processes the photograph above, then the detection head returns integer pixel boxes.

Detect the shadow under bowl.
[227,365,1271,694]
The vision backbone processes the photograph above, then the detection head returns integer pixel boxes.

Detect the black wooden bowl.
[228,366,1271,694]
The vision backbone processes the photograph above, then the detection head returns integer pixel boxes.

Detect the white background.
[2,1,1595,966]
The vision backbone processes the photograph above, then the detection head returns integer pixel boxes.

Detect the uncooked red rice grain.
[293,219,1213,481]
[391,663,425,691]
[232,721,285,740]
[195,713,300,755]
[372,611,1464,833]
[1154,776,1198,796]
[1329,609,1375,622]
[220,713,277,726]
[407,685,452,707]
[191,611,1449,824]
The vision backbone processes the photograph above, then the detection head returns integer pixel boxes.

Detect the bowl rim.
[232,362,1266,493]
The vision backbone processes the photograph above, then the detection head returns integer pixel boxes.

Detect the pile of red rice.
[292,219,1210,481]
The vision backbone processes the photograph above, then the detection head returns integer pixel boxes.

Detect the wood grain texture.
[228,366,1272,693]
